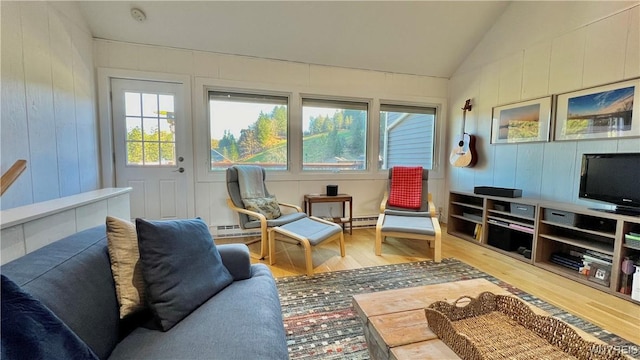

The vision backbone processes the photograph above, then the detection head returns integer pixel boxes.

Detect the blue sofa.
[0,225,289,360]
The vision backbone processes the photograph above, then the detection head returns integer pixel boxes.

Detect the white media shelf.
[448,190,640,304]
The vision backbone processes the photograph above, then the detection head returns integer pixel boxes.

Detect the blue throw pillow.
[135,218,234,331]
[1,275,98,360]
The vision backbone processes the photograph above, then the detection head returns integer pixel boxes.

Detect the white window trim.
[378,99,446,179]
[193,76,447,182]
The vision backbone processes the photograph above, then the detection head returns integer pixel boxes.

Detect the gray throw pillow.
[135,218,233,331]
[242,195,282,220]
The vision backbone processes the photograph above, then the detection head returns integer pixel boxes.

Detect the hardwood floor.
[225,226,640,345]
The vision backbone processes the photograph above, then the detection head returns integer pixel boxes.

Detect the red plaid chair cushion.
[388,167,423,209]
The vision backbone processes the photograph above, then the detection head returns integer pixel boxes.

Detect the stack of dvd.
[550,252,582,271]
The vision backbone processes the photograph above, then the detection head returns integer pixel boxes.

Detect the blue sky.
[568,86,634,115]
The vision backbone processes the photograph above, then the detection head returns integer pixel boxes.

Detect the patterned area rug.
[275,258,638,359]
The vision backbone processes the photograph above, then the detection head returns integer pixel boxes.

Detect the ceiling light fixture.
[130,8,146,22]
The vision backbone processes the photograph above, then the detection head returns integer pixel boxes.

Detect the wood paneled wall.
[447,3,640,218]
[0,2,100,210]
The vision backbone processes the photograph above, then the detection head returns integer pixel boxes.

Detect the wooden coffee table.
[352,278,602,360]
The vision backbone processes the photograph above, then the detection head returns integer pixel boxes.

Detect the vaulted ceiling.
[78,1,510,78]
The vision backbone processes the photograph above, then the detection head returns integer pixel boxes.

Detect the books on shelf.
[508,223,534,234]
[550,252,582,271]
[473,224,483,242]
[488,219,509,226]
[625,232,640,249]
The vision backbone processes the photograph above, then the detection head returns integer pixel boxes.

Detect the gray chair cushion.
[384,209,432,217]
[381,214,436,235]
[108,264,288,360]
[243,212,307,229]
[279,217,342,246]
[136,218,234,331]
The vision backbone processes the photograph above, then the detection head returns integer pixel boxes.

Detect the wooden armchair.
[375,167,442,262]
[226,165,306,259]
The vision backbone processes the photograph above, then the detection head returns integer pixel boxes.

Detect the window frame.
[208,90,290,171]
[376,99,445,180]
[301,97,370,173]
[193,77,446,183]
[378,103,438,171]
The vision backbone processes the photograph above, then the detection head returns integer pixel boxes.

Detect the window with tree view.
[209,92,288,170]
[379,104,436,170]
[125,92,176,166]
[302,99,368,171]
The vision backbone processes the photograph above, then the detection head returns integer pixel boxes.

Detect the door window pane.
[209,91,288,170]
[124,92,176,166]
[302,99,367,171]
[379,104,436,170]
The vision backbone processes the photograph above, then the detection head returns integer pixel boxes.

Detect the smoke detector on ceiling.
[130,8,146,22]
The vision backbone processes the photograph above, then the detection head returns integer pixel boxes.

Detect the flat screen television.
[579,153,640,216]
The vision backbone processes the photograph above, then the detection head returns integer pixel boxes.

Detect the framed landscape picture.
[491,97,552,144]
[554,78,640,141]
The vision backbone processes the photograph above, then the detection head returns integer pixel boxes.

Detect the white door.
[111,78,189,220]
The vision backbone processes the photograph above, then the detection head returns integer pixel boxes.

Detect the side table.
[303,194,352,234]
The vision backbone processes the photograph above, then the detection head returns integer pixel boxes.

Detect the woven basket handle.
[453,295,474,307]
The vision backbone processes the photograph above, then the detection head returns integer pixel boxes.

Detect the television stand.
[590,206,640,217]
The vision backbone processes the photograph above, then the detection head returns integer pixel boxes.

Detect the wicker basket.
[425,292,627,360]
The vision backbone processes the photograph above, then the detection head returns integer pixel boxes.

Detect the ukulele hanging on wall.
[449,99,477,168]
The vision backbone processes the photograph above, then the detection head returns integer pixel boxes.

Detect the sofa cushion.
[136,218,234,331]
[1,275,99,360]
[0,226,120,360]
[106,216,146,319]
[108,264,288,360]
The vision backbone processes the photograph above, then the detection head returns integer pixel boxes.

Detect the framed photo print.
[491,97,552,144]
[554,78,640,141]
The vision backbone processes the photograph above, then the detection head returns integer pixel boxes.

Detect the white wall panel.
[498,52,524,104]
[583,11,628,87]
[138,46,166,73]
[164,48,194,75]
[309,65,386,93]
[625,6,640,79]
[514,144,543,197]
[76,200,108,231]
[24,209,76,253]
[1,1,98,210]
[522,42,551,99]
[193,51,220,78]
[1,189,131,264]
[107,41,140,70]
[450,4,638,214]
[492,145,517,189]
[1,227,25,265]
[473,63,501,188]
[0,2,33,209]
[617,138,640,152]
[73,30,100,192]
[50,12,81,197]
[93,40,110,69]
[548,29,586,94]
[22,2,60,202]
[107,194,131,220]
[539,142,577,202]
